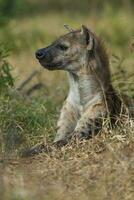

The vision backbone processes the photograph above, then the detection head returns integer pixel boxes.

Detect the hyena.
[23,25,133,156]
[36,25,134,144]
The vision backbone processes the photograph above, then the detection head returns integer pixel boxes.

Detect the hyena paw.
[53,134,66,143]
[74,130,92,140]
[53,133,69,146]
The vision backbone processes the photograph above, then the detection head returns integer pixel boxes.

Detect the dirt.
[0,140,134,200]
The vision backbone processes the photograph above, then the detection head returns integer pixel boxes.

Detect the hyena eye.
[57,44,68,51]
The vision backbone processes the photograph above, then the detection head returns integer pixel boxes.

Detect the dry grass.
[1,121,134,200]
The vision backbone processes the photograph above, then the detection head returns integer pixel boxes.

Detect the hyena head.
[35,25,96,73]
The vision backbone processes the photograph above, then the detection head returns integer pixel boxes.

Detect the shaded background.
[0,0,134,21]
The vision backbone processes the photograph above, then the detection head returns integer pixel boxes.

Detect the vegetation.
[0,0,133,200]
[0,47,58,155]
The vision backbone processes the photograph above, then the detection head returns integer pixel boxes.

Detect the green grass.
[0,46,58,155]
[0,92,58,154]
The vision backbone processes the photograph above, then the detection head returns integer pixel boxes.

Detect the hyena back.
[35,25,133,145]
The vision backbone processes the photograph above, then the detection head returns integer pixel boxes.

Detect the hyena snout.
[35,44,65,70]
[35,47,54,69]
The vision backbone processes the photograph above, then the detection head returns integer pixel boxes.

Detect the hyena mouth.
[39,60,63,70]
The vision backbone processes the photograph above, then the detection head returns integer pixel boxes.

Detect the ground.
[1,136,134,200]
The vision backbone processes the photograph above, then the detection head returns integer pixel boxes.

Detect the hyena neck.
[67,37,113,109]
[67,72,102,110]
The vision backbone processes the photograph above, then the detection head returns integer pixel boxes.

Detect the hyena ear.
[80,25,94,51]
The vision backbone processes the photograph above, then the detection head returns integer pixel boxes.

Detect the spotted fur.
[36,25,133,145]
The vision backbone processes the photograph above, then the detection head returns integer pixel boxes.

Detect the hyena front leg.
[53,100,79,145]
[70,103,106,140]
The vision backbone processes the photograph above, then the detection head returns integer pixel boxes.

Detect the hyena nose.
[35,50,46,59]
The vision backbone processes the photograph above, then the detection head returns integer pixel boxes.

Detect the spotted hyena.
[26,25,133,156]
